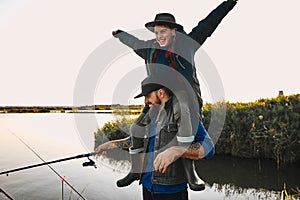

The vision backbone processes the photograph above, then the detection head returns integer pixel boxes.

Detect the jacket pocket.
[159,122,178,150]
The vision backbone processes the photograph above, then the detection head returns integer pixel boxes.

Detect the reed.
[203,94,300,166]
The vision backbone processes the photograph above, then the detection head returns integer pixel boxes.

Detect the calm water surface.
[0,114,299,200]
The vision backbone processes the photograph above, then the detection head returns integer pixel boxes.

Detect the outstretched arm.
[189,0,238,48]
[112,30,153,59]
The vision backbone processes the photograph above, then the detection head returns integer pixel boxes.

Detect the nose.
[156,32,162,39]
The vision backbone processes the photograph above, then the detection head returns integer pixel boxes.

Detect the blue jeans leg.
[142,186,188,200]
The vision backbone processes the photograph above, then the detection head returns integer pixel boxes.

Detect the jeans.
[142,186,188,200]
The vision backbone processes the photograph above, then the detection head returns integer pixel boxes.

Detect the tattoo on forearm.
[188,142,201,151]
[114,138,131,150]
[181,142,202,160]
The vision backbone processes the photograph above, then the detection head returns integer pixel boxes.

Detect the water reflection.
[196,155,300,191]
[210,184,278,200]
[102,150,300,198]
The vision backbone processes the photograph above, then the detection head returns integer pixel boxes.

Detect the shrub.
[206,94,300,166]
[94,115,136,148]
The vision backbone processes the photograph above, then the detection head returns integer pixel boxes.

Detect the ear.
[157,89,164,98]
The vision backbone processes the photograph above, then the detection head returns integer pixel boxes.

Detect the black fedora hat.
[134,76,164,99]
[145,13,183,32]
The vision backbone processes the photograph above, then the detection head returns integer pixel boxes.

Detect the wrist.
[172,146,187,158]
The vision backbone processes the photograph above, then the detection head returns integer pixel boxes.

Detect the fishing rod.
[2,131,97,200]
[0,152,97,176]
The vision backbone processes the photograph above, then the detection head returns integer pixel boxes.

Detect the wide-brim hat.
[145,13,183,32]
[134,76,164,99]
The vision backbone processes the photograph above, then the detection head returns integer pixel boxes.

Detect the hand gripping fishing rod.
[1,130,98,200]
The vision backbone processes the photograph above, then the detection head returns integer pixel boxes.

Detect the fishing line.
[0,187,14,200]
[8,130,87,200]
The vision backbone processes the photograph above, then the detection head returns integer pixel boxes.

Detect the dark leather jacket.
[138,95,196,185]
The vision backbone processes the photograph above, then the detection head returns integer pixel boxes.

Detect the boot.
[117,107,148,187]
[182,158,205,191]
[116,148,143,187]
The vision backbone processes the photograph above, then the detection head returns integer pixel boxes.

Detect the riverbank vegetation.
[204,93,300,167]
[94,116,135,145]
[94,93,300,166]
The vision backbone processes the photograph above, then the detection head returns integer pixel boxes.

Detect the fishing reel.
[82,157,97,169]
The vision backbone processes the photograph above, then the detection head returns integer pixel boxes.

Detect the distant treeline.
[0,104,143,114]
[95,93,300,166]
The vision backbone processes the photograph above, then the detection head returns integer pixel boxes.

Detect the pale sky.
[0,0,299,106]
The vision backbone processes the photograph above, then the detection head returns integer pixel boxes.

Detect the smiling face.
[154,25,175,47]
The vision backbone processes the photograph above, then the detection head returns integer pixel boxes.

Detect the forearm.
[154,142,205,173]
[204,0,237,27]
[95,136,131,154]
[111,136,131,150]
[189,0,237,45]
[182,142,205,160]
[169,142,205,160]
[114,30,149,58]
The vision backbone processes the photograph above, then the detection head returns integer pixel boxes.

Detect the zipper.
[176,55,186,69]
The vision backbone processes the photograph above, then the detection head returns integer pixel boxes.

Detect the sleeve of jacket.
[194,121,215,159]
[114,30,152,60]
[188,0,237,47]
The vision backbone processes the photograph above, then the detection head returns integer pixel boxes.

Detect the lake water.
[0,114,299,200]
